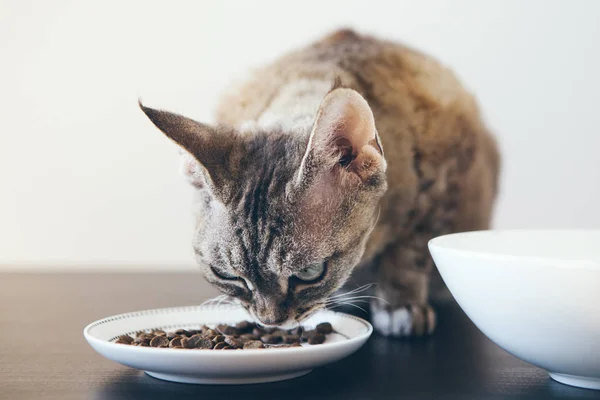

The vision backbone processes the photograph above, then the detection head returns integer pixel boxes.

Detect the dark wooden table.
[1,273,598,399]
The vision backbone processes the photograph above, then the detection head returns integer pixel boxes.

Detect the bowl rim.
[428,229,600,270]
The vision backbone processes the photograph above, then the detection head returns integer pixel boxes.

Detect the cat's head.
[140,87,387,326]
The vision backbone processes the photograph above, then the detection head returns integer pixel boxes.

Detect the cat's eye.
[294,263,326,283]
[210,266,239,281]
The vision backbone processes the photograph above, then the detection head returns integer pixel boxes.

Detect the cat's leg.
[370,240,436,337]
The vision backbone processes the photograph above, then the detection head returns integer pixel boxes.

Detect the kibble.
[182,334,213,349]
[224,337,244,349]
[174,329,190,337]
[316,322,333,334]
[239,333,258,341]
[216,324,238,335]
[150,335,169,347]
[213,342,228,350]
[212,335,226,344]
[134,335,151,345]
[243,340,265,349]
[300,329,313,342]
[308,332,326,345]
[114,321,335,350]
[115,335,134,345]
[283,334,300,344]
[203,328,217,337]
[260,334,282,344]
[235,321,254,333]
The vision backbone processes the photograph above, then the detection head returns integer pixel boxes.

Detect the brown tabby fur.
[141,29,500,337]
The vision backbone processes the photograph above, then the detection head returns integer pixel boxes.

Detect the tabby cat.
[140,29,500,337]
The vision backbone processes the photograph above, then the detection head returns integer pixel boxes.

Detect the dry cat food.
[114,321,335,350]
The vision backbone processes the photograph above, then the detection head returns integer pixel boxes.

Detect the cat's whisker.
[199,295,225,307]
[205,294,235,308]
[328,283,375,299]
[327,295,375,302]
[329,298,370,306]
[326,295,388,304]
[331,283,374,297]
[216,295,232,308]
[327,296,372,303]
[327,302,368,314]
[327,299,371,307]
[328,286,369,299]
[373,205,382,226]
[326,301,371,311]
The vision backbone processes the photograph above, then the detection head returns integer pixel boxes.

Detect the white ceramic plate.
[84,304,372,385]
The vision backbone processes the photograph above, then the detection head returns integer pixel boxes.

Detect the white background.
[1,0,599,270]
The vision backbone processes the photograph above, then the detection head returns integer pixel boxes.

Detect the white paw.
[371,301,436,337]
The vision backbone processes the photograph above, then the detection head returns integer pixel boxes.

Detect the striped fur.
[140,29,499,334]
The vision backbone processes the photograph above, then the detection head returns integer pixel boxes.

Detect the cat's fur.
[140,29,500,337]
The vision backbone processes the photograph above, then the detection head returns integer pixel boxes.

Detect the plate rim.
[83,303,373,356]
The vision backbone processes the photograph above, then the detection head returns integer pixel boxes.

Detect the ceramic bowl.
[429,230,600,390]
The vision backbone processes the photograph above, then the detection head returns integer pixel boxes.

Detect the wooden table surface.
[1,272,598,400]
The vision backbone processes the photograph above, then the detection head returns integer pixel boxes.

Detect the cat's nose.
[254,299,290,326]
[257,315,288,326]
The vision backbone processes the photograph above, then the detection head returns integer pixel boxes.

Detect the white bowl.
[428,230,600,390]
[83,304,372,385]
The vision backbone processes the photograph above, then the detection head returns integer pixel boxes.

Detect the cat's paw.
[370,301,436,337]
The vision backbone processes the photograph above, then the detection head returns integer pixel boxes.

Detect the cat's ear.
[139,101,234,191]
[178,149,205,188]
[296,88,386,188]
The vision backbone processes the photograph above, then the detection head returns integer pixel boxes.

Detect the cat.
[139,29,500,337]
